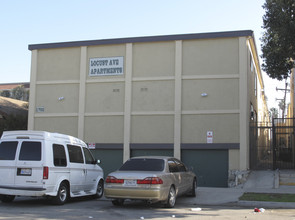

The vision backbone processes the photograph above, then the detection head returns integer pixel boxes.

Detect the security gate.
[273,118,295,169]
[250,118,295,170]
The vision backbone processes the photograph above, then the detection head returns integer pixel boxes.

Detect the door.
[15,141,44,188]
[67,144,85,194]
[83,147,100,192]
[174,159,192,194]
[167,159,182,194]
[0,141,19,187]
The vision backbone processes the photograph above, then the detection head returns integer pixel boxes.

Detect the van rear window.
[19,142,41,161]
[0,141,18,160]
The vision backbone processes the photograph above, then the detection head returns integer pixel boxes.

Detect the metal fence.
[250,118,295,170]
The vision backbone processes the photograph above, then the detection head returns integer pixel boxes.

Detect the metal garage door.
[91,149,123,178]
[182,150,228,187]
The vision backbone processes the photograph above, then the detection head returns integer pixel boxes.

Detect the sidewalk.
[178,170,295,208]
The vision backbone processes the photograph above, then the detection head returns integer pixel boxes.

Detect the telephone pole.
[276,79,290,121]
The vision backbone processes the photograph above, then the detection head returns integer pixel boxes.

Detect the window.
[0,141,18,160]
[119,158,164,171]
[174,159,187,172]
[168,160,178,173]
[83,147,95,164]
[53,144,67,167]
[67,145,84,163]
[19,142,41,161]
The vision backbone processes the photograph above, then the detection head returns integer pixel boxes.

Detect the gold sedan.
[104,156,197,208]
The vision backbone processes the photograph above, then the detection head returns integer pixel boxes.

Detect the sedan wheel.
[189,178,197,197]
[112,199,125,206]
[166,186,176,208]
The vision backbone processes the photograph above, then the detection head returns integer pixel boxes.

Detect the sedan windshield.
[119,158,164,171]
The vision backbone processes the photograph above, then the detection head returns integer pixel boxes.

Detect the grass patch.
[239,193,295,203]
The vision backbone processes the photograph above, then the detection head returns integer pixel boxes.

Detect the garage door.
[91,149,123,178]
[182,149,228,187]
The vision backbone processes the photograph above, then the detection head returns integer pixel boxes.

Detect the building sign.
[207,131,213,144]
[89,56,124,76]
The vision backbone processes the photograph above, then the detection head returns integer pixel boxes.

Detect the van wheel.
[93,180,104,199]
[165,186,176,208]
[112,199,124,206]
[0,195,15,203]
[52,182,68,205]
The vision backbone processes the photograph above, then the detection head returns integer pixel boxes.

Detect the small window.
[174,159,187,172]
[83,148,95,164]
[67,145,84,163]
[0,141,18,160]
[53,144,67,167]
[168,160,178,173]
[19,142,41,161]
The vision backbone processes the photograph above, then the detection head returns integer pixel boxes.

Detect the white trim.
[174,41,182,159]
[78,46,87,139]
[86,78,125,83]
[123,43,133,162]
[183,110,240,115]
[239,37,249,170]
[28,50,38,130]
[132,111,174,116]
[132,76,175,82]
[36,80,80,85]
[182,74,239,80]
[85,112,124,117]
[34,113,78,117]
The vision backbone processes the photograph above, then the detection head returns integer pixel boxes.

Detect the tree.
[261,0,295,80]
[11,86,26,100]
[0,90,11,98]
[0,114,28,137]
[269,107,278,118]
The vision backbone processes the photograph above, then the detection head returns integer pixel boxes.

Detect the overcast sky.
[0,0,287,110]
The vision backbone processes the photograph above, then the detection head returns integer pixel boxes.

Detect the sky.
[0,0,288,110]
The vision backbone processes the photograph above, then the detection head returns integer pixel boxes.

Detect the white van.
[0,130,104,205]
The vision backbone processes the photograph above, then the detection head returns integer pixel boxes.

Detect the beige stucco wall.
[131,115,174,143]
[133,42,175,77]
[182,79,239,111]
[182,38,239,75]
[85,82,125,113]
[37,48,80,81]
[229,149,240,170]
[34,117,78,137]
[132,81,175,112]
[35,84,79,114]
[84,116,124,143]
[182,114,239,143]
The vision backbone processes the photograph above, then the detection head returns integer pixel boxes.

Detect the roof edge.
[28,30,253,51]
